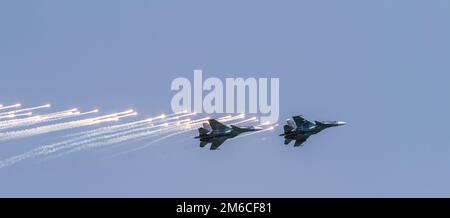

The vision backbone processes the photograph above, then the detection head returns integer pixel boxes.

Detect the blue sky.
[0,0,449,197]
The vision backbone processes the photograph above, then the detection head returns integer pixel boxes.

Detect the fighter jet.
[280,115,346,147]
[195,119,263,150]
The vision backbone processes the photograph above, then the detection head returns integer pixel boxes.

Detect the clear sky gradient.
[0,0,449,197]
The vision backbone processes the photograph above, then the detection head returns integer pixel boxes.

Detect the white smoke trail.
[0,104,50,116]
[89,112,139,123]
[43,121,187,160]
[0,114,246,168]
[56,118,192,152]
[43,113,196,157]
[88,109,134,122]
[229,117,258,125]
[94,116,210,153]
[64,117,154,139]
[0,116,43,130]
[28,109,98,125]
[62,111,190,139]
[3,118,193,167]
[74,117,195,147]
[0,109,85,131]
[0,110,135,141]
[0,112,33,120]
[0,116,148,168]
[0,103,21,111]
[54,125,182,157]
[160,112,196,122]
[49,116,215,158]
[46,127,169,160]
[0,146,49,169]
[159,110,191,119]
[0,108,76,126]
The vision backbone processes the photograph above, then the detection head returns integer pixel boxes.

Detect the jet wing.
[294,139,306,147]
[199,141,209,148]
[284,138,293,145]
[208,119,230,131]
[292,116,314,127]
[210,138,227,150]
[293,135,310,147]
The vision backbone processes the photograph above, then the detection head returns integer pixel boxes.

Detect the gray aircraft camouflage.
[195,119,262,150]
[280,115,346,147]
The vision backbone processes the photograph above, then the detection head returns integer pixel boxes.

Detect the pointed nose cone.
[253,126,264,131]
[244,126,263,132]
[336,121,346,126]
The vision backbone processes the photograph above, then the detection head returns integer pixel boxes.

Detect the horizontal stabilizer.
[198,127,209,136]
[284,138,292,145]
[286,119,297,128]
[283,124,294,133]
[202,123,212,131]
[294,140,304,147]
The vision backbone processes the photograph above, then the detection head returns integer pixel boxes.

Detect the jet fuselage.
[195,119,262,150]
[280,116,346,147]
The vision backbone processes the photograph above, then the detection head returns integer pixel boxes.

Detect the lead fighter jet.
[280,115,346,147]
[195,119,262,150]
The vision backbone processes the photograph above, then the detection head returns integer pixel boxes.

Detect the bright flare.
[0,103,21,111]
[0,104,51,116]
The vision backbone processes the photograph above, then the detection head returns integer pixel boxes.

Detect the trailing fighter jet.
[195,119,263,150]
[280,115,346,147]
